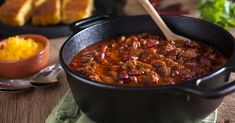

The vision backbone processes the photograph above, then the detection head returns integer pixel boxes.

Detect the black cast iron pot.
[60,15,235,123]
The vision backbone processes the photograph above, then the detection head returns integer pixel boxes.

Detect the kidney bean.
[171,68,180,77]
[119,71,129,80]
[128,70,144,76]
[95,52,105,63]
[184,41,200,48]
[216,57,226,65]
[200,56,212,67]
[191,66,201,75]
[184,63,200,73]
[214,54,226,65]
[168,49,179,56]
[184,41,191,48]
[184,62,196,67]
[122,53,131,61]
[180,71,195,81]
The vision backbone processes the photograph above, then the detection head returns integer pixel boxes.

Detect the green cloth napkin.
[46,91,217,123]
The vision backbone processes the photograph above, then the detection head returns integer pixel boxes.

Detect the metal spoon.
[0,79,32,92]
[0,64,63,92]
[31,64,63,88]
[138,0,190,41]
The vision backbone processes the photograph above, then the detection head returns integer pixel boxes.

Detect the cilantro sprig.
[198,0,235,30]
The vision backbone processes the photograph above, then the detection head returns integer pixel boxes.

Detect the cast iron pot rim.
[60,15,235,91]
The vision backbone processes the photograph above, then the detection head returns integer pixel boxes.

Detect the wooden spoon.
[138,0,190,41]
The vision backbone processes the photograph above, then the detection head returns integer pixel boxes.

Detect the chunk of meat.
[122,59,138,70]
[110,71,118,81]
[181,49,198,59]
[101,76,114,83]
[165,58,184,69]
[130,76,138,83]
[152,60,171,76]
[136,61,153,70]
[145,39,160,49]
[165,43,176,52]
[145,71,160,85]
[167,55,177,60]
[90,75,102,82]
[140,48,157,62]
[163,77,175,85]
[167,48,181,56]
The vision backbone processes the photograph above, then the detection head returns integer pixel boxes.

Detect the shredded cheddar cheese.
[0,36,44,61]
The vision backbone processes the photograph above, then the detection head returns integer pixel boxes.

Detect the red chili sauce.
[70,33,226,87]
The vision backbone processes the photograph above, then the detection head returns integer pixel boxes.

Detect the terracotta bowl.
[0,34,49,78]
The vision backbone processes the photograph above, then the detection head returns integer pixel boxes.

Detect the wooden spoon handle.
[138,0,175,40]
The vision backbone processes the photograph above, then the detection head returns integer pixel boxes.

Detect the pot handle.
[174,79,235,99]
[176,51,235,99]
[69,14,113,34]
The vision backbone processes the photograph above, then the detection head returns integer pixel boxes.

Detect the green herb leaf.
[198,0,235,30]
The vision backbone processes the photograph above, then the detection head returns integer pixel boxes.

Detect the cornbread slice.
[62,0,94,24]
[32,0,61,26]
[32,0,46,8]
[0,0,33,26]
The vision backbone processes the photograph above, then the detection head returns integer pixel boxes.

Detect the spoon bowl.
[0,79,32,92]
[31,64,63,87]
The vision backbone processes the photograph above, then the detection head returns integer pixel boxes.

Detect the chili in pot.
[70,33,226,87]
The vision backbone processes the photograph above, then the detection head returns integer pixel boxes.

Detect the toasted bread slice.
[62,0,94,24]
[0,0,33,26]
[32,0,61,26]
